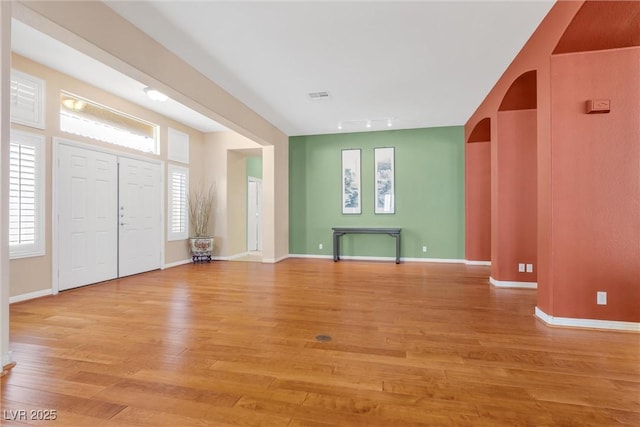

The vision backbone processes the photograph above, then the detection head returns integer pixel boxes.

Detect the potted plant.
[188,183,216,262]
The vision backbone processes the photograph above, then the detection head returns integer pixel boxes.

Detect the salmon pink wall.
[465,1,583,311]
[498,70,537,111]
[492,110,537,282]
[550,47,640,322]
[553,1,640,54]
[465,0,640,325]
[465,141,491,261]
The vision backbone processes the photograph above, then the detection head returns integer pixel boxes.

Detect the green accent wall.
[289,126,465,259]
[246,156,263,179]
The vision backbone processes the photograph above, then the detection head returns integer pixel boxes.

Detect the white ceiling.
[13,1,556,137]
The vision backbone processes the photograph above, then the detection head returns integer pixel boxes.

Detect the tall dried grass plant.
[188,183,216,237]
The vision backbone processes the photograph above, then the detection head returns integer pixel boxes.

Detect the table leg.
[396,234,401,264]
[333,232,339,262]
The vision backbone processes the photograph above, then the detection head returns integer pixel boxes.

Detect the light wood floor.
[2,259,639,426]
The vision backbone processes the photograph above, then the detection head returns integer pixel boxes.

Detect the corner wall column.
[0,0,13,370]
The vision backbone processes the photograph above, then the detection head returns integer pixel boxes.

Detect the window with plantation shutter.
[10,69,45,129]
[168,164,189,241]
[9,130,45,259]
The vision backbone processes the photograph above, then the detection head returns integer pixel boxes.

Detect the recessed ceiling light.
[144,87,168,102]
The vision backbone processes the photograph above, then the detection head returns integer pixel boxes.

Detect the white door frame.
[52,137,165,294]
[247,176,263,252]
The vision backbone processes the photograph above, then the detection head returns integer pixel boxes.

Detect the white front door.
[247,178,263,252]
[57,143,162,290]
[118,157,162,277]
[58,145,118,291]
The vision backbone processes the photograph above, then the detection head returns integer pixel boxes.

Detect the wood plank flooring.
[2,259,639,426]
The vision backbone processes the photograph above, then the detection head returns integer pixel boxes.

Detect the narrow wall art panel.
[341,149,361,214]
[375,147,395,214]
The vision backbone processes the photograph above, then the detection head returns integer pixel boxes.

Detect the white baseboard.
[405,257,466,264]
[2,351,13,367]
[162,259,192,269]
[10,288,53,304]
[289,254,466,264]
[209,253,289,263]
[535,307,640,332]
[489,277,537,289]
[214,252,249,261]
[335,255,397,262]
[289,254,333,260]
[465,260,491,266]
[263,254,289,264]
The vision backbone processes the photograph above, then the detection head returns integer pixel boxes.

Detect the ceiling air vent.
[308,91,330,100]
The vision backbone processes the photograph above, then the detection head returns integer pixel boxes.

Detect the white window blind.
[9,130,45,259]
[10,69,45,129]
[168,164,189,241]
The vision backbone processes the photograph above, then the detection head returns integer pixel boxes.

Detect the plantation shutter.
[10,70,45,129]
[168,165,188,240]
[9,130,45,258]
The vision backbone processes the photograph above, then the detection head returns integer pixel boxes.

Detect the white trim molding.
[214,252,249,261]
[162,259,192,269]
[489,277,537,289]
[289,254,333,260]
[1,351,13,367]
[289,254,466,264]
[263,254,289,264]
[465,260,491,266]
[535,307,640,332]
[405,257,466,264]
[9,288,52,304]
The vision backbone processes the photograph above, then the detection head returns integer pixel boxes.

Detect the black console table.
[332,227,401,264]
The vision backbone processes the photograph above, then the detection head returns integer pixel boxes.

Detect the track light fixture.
[336,117,395,131]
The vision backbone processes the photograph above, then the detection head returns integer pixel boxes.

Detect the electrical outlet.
[597,291,607,305]
[526,263,533,273]
[422,246,427,253]
[318,243,323,250]
[518,263,525,273]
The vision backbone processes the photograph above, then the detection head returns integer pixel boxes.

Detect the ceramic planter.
[189,237,214,262]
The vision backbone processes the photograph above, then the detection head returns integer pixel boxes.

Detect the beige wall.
[9,54,208,298]
[204,132,263,258]
[227,150,249,255]
[273,143,290,260]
